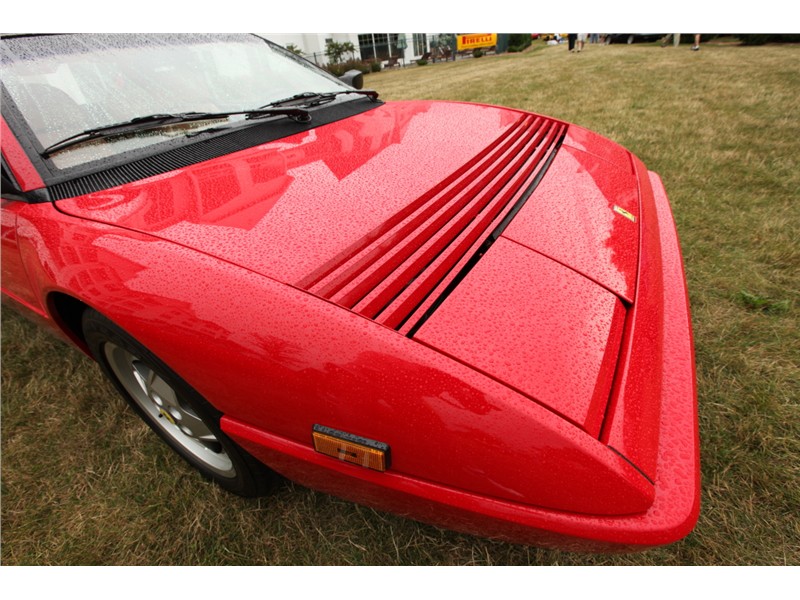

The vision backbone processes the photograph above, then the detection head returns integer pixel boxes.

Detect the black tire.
[82,308,273,497]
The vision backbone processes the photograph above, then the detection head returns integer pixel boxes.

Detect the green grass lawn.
[2,39,798,565]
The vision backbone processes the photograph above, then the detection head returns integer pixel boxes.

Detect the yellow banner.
[456,34,497,51]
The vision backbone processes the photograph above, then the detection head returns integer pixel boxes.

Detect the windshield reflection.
[1,34,348,170]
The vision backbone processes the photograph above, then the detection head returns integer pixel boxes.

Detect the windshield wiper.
[262,89,379,109]
[41,107,311,158]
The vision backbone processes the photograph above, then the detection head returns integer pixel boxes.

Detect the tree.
[285,43,303,56]
[341,41,356,61]
[325,40,355,65]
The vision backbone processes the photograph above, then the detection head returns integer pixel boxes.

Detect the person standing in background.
[661,34,702,50]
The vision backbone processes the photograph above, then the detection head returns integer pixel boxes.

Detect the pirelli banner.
[456,34,498,51]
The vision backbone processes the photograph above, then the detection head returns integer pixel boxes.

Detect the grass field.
[2,39,799,566]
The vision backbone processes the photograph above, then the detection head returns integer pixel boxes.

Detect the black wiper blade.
[41,112,225,157]
[243,106,311,122]
[41,107,311,158]
[263,89,379,109]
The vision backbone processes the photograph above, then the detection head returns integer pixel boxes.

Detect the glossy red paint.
[2,91,698,549]
[223,167,699,551]
[54,102,523,286]
[415,237,627,436]
[503,131,640,303]
[6,200,654,515]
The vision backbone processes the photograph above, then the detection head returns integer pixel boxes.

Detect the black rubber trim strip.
[46,98,381,201]
[405,131,565,338]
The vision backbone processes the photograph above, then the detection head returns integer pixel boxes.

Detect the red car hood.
[57,100,642,433]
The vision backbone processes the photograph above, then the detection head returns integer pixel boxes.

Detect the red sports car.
[1,33,699,552]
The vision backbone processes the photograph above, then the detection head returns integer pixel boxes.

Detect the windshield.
[1,34,349,170]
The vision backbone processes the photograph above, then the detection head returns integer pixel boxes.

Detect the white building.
[263,33,450,67]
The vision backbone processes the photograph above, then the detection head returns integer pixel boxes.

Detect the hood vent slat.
[297,114,566,333]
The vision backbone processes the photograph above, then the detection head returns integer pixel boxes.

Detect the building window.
[413,33,427,56]
[357,34,402,62]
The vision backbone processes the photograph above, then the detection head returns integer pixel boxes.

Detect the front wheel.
[82,309,272,497]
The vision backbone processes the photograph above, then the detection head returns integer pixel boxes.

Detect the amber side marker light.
[312,425,390,472]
